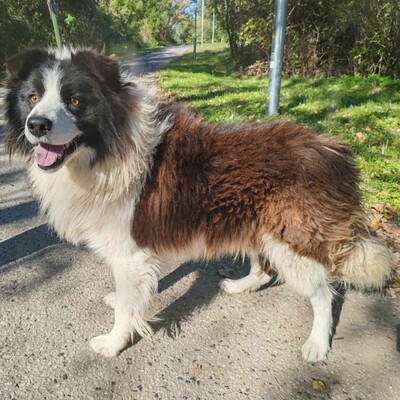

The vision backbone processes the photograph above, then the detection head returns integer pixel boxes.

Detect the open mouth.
[35,139,81,170]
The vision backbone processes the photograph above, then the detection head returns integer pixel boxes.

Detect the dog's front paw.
[90,333,129,357]
[103,292,116,309]
[301,338,329,363]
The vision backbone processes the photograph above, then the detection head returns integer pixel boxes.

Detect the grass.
[159,44,400,213]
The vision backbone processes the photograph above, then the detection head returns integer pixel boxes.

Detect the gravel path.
[0,47,399,400]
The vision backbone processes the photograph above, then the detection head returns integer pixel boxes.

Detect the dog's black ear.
[6,48,49,81]
[72,50,121,91]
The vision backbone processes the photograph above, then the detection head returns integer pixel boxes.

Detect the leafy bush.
[0,0,186,70]
[212,0,400,77]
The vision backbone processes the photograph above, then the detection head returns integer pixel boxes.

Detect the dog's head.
[4,47,131,171]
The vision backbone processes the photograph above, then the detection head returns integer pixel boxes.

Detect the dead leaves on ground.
[368,203,400,299]
[370,203,397,223]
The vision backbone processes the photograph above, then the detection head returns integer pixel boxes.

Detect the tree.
[211,0,400,77]
[140,0,192,45]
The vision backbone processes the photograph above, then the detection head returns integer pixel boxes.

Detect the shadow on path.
[124,258,347,355]
[0,224,60,267]
[0,201,38,226]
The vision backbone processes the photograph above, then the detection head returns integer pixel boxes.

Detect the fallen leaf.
[369,218,383,231]
[312,379,327,392]
[356,132,366,143]
[384,205,397,220]
[371,203,386,214]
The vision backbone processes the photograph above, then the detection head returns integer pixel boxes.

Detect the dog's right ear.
[6,48,49,81]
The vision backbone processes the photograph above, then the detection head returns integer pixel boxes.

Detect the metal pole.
[212,9,215,44]
[201,0,205,47]
[193,1,197,59]
[266,0,288,116]
[47,0,62,48]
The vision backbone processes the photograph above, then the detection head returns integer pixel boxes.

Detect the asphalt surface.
[1,46,399,400]
[123,45,190,76]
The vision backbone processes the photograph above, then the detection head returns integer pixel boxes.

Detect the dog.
[4,47,392,361]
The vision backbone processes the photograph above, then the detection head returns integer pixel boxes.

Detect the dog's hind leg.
[263,235,333,362]
[219,254,272,294]
[301,284,333,362]
[90,250,160,357]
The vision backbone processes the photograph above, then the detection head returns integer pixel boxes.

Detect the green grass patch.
[159,44,400,212]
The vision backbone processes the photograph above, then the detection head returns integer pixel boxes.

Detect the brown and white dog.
[4,47,392,361]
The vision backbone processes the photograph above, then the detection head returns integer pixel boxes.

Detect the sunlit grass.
[159,45,400,211]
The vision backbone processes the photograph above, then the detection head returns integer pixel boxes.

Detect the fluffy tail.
[338,236,392,291]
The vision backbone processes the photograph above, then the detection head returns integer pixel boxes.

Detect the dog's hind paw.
[301,338,329,363]
[90,333,129,357]
[219,278,240,294]
[218,276,268,294]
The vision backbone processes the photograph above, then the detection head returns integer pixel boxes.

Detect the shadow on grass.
[283,76,400,111]
[282,106,335,125]
[175,84,262,104]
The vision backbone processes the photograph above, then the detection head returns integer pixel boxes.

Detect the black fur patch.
[4,48,132,163]
[7,49,51,81]
[5,50,53,157]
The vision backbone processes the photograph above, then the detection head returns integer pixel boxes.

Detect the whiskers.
[15,126,26,143]
[5,125,28,158]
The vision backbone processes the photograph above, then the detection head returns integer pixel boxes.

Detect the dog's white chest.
[28,163,136,256]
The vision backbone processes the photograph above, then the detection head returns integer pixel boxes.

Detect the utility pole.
[212,9,215,44]
[47,0,62,48]
[201,0,205,47]
[266,0,288,116]
[193,0,197,59]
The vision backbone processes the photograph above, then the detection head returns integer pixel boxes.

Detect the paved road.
[123,45,190,76]
[1,47,399,400]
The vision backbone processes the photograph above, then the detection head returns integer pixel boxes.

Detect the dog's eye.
[70,97,81,107]
[29,94,40,104]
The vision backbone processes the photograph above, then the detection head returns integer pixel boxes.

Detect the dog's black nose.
[27,117,52,138]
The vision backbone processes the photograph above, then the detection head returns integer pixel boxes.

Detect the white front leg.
[90,249,161,357]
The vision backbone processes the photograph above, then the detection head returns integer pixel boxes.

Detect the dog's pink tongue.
[35,143,65,167]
